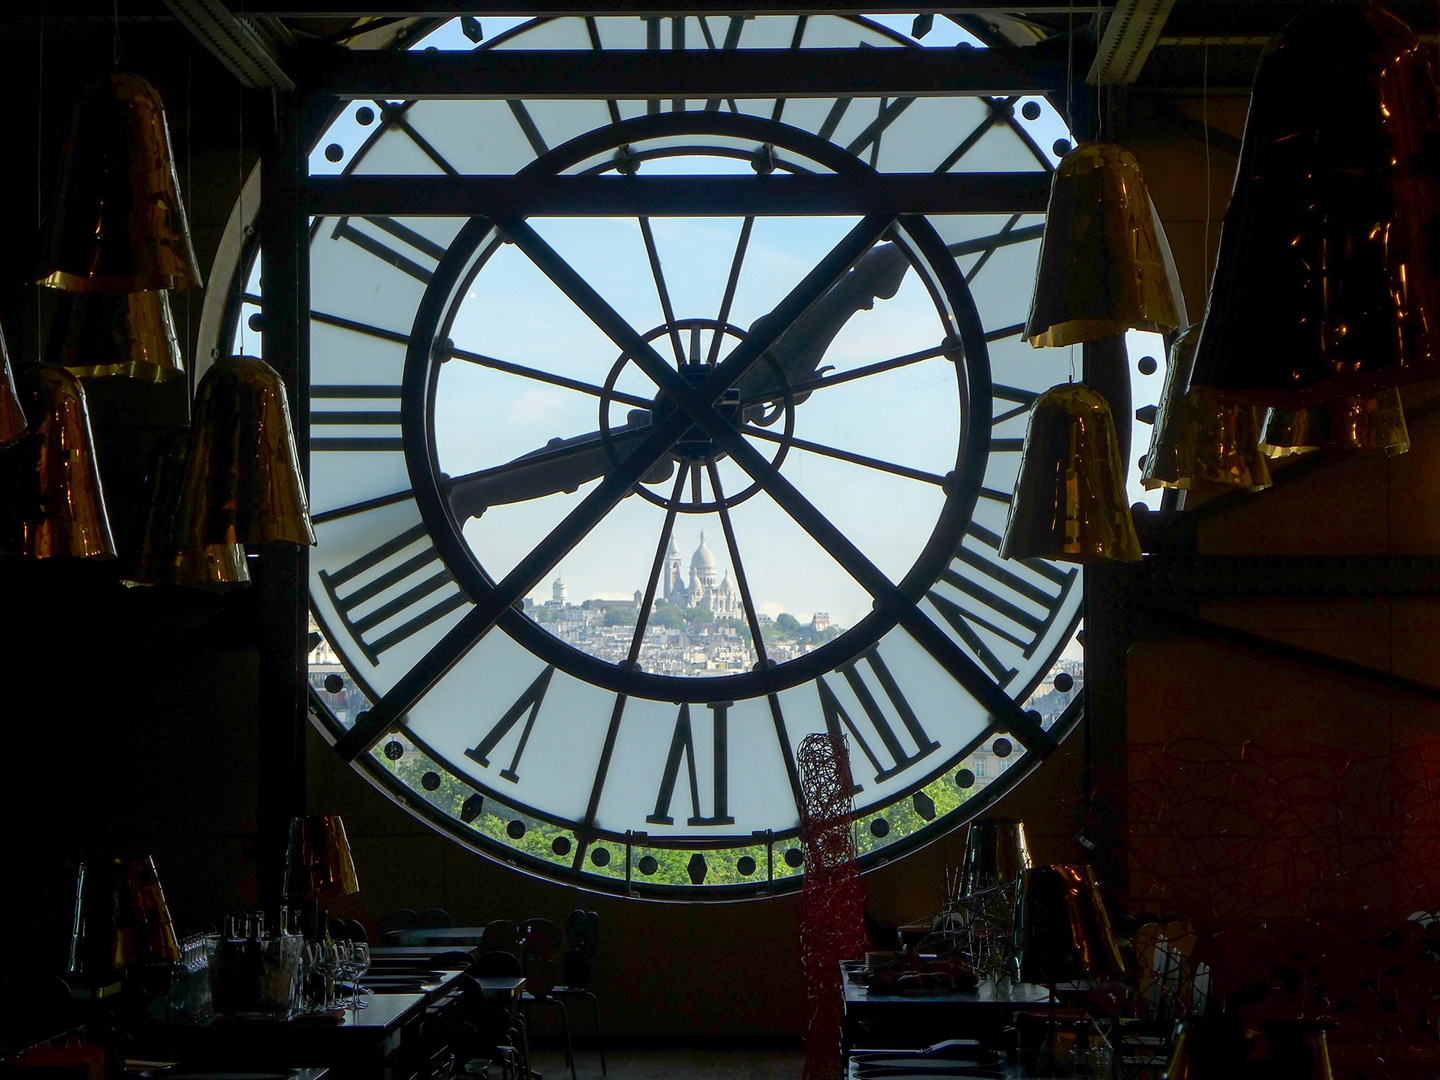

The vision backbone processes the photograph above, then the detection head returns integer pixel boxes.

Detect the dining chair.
[377,908,419,941]
[480,919,521,954]
[551,909,605,1075]
[472,949,533,1080]
[519,918,575,1080]
[417,906,455,930]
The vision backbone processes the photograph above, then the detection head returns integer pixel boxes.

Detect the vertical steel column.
[257,87,312,911]
[1080,334,1132,894]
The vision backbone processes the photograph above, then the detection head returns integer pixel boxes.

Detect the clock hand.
[446,410,670,521]
[738,241,908,424]
[445,242,908,521]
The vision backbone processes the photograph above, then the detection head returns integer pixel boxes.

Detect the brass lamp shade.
[1143,326,1271,491]
[177,356,315,547]
[2,365,117,559]
[1015,864,1125,984]
[0,323,29,448]
[1001,383,1141,564]
[1025,143,1180,348]
[1260,388,1410,458]
[284,814,360,899]
[49,290,185,383]
[131,429,249,591]
[1189,7,1440,408]
[960,817,1032,896]
[1264,1020,1336,1080]
[121,855,182,966]
[39,73,201,294]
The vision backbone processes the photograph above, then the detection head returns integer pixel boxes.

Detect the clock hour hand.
[739,241,908,424]
[445,410,671,521]
[447,242,905,519]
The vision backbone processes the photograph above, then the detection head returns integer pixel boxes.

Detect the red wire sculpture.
[798,731,869,1080]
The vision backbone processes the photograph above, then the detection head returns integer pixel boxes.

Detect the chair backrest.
[562,909,600,990]
[416,906,454,929]
[473,949,523,978]
[376,908,418,939]
[520,917,564,996]
[480,918,520,953]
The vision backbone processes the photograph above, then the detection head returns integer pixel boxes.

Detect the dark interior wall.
[0,6,1309,1041]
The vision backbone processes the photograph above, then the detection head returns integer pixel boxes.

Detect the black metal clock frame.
[251,15,1088,905]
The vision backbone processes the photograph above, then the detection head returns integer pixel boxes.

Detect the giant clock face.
[213,13,1111,897]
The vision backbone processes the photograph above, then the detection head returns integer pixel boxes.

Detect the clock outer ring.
[401,110,995,705]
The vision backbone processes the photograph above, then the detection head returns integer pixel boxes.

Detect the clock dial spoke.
[442,343,654,411]
[583,17,623,126]
[706,215,753,366]
[573,690,631,869]
[741,424,947,488]
[704,461,769,666]
[845,96,917,164]
[739,341,951,408]
[379,102,461,177]
[636,216,687,364]
[627,467,691,662]
[769,14,808,122]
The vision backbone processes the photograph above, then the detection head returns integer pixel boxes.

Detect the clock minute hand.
[739,241,908,422]
[446,412,670,521]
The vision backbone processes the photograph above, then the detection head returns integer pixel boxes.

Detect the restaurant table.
[385,929,488,948]
[841,965,1055,1053]
[149,993,436,1080]
[369,946,479,962]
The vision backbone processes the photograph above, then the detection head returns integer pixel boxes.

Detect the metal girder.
[1127,554,1440,599]
[162,0,295,87]
[1088,0,1175,85]
[297,44,1067,97]
[248,1,1106,15]
[302,172,1054,215]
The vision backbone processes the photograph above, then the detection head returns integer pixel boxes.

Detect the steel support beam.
[251,1,1105,16]
[302,171,1054,215]
[297,44,1067,98]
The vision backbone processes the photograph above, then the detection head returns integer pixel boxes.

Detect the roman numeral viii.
[330,216,445,284]
[318,522,468,664]
[818,648,939,789]
[465,665,555,783]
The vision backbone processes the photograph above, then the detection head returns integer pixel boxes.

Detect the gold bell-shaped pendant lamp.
[1189,6,1440,408]
[284,814,361,901]
[4,365,117,559]
[48,290,185,383]
[1142,325,1272,492]
[0,323,30,448]
[130,429,249,591]
[38,73,202,294]
[176,356,315,548]
[1259,388,1410,459]
[959,817,1032,897]
[1001,384,1141,564]
[1025,143,1181,348]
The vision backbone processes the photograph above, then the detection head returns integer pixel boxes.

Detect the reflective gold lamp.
[48,290,186,383]
[130,429,249,590]
[176,356,315,548]
[284,815,360,900]
[1142,325,1271,492]
[38,73,201,294]
[1025,143,1180,348]
[1189,6,1440,407]
[960,817,1032,896]
[1259,388,1410,458]
[1001,384,1141,564]
[120,855,183,966]
[1015,864,1126,984]
[3,365,117,559]
[0,323,29,448]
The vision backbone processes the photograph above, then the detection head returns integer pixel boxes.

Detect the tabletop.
[842,968,1055,1010]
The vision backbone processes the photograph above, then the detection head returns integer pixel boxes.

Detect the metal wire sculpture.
[798,732,868,1080]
